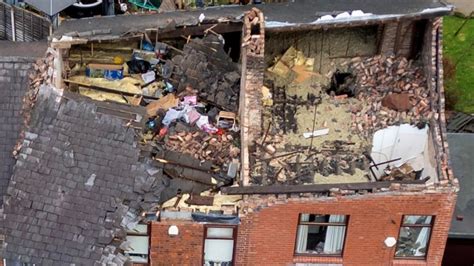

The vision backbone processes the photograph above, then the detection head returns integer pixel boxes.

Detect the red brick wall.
[235,192,456,266]
[150,221,204,266]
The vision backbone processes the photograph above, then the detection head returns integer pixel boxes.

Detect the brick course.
[150,221,204,266]
[235,192,456,266]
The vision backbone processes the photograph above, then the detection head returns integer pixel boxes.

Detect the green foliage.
[443,16,474,114]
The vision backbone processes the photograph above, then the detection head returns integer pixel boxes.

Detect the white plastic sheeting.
[371,124,436,180]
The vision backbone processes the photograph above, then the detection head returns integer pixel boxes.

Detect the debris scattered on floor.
[63,33,242,190]
[165,129,240,166]
[169,35,241,112]
[13,48,56,158]
[348,55,430,138]
[252,47,429,185]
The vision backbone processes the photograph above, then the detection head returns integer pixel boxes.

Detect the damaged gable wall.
[421,18,453,182]
[265,26,379,70]
[265,19,427,73]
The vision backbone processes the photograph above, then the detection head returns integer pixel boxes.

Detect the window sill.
[394,256,427,260]
[293,255,343,264]
[392,258,427,265]
[294,253,342,257]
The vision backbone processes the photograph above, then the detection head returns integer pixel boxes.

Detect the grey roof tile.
[2,85,211,264]
[0,57,34,204]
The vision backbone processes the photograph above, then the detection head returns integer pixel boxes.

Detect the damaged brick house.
[0,0,457,265]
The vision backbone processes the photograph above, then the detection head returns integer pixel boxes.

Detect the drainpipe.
[10,7,15,41]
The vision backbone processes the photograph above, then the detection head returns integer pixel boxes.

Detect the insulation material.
[70,76,143,95]
[78,88,127,103]
[146,94,179,116]
[161,192,241,213]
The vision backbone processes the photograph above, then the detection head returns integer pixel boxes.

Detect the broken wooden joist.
[185,194,214,206]
[221,177,429,195]
[163,166,217,186]
[64,79,159,100]
[61,90,147,129]
[154,23,242,40]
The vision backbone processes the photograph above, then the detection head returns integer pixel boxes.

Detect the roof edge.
[265,5,454,31]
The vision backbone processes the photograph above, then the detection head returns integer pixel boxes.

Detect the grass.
[443,16,474,114]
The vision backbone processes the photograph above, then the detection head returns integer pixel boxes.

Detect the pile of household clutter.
[144,89,241,168]
[347,55,431,138]
[66,35,241,179]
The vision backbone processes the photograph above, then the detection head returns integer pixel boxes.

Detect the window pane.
[300,214,347,223]
[308,214,328,223]
[323,225,346,254]
[396,226,431,257]
[295,224,345,255]
[207,227,234,238]
[204,239,234,262]
[403,215,432,225]
[126,224,148,234]
[125,235,149,255]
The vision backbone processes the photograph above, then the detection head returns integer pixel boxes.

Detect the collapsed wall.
[421,17,453,181]
[248,17,454,185]
[170,35,241,112]
[265,26,379,72]
[240,8,265,186]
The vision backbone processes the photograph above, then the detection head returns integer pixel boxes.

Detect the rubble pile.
[63,34,242,185]
[165,128,240,166]
[253,48,434,184]
[13,48,56,157]
[24,49,56,119]
[169,35,241,111]
[242,7,265,55]
[349,55,431,138]
[379,163,417,181]
[252,127,370,185]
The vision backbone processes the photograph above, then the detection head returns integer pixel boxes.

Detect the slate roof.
[0,54,42,205]
[54,0,452,40]
[448,133,474,239]
[1,86,209,264]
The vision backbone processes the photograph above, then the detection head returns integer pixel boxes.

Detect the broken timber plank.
[64,79,159,100]
[62,90,147,128]
[154,23,242,40]
[221,178,429,195]
[163,166,216,186]
[96,106,139,121]
[185,194,214,206]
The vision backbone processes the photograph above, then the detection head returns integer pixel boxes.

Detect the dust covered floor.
[252,62,371,185]
[251,44,434,185]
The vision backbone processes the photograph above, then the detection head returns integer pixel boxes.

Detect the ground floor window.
[295,214,348,256]
[395,215,434,258]
[203,226,237,265]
